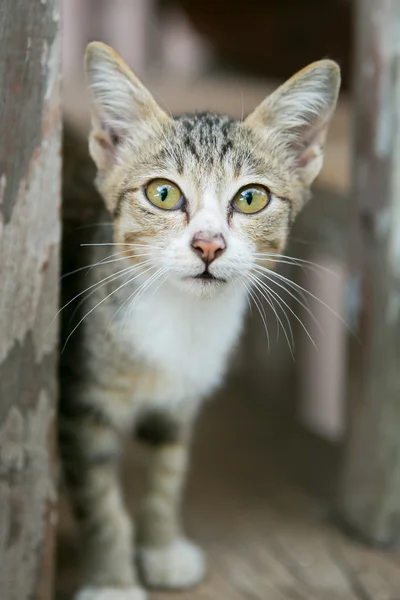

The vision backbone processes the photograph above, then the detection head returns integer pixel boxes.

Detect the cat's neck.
[114,272,248,396]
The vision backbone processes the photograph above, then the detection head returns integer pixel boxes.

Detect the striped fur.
[61,43,340,600]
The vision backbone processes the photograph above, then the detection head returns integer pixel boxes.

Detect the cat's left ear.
[85,42,171,170]
[245,60,341,187]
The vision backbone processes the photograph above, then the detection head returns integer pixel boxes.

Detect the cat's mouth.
[192,271,226,283]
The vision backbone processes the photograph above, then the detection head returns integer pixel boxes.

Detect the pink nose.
[191,232,226,265]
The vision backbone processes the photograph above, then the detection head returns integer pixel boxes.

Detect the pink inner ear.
[92,112,128,165]
[93,130,112,151]
[90,120,125,169]
[298,143,319,168]
[295,120,328,168]
[93,128,119,158]
[94,99,127,146]
[101,120,125,148]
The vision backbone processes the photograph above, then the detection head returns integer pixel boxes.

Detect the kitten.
[60,42,340,600]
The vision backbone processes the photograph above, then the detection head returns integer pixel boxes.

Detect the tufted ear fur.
[84,42,171,170]
[245,60,341,187]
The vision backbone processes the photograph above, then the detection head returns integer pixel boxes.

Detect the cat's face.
[104,114,294,298]
[85,43,340,298]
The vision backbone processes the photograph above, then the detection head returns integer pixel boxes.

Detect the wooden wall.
[0,1,61,598]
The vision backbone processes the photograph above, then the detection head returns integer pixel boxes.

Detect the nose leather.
[191,232,226,265]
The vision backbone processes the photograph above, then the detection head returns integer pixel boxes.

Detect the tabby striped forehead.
[133,111,281,191]
[175,112,237,166]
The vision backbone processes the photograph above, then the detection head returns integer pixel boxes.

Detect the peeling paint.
[0,407,24,475]
[52,3,60,22]
[0,391,56,600]
[41,40,48,70]
[0,174,6,205]
[0,31,61,366]
[0,133,60,364]
[25,36,32,62]
[44,31,61,101]
[0,0,59,223]
[388,53,400,279]
[375,81,392,158]
[0,1,60,598]
[32,243,60,362]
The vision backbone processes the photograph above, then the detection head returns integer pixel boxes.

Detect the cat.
[60,41,340,600]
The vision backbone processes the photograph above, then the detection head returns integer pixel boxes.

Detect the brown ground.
[56,357,400,600]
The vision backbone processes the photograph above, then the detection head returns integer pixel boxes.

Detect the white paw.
[74,585,147,600]
[137,538,206,590]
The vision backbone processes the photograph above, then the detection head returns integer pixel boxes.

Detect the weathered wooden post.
[0,1,61,598]
[338,0,400,545]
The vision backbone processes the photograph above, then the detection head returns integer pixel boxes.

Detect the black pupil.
[244,190,253,205]
[159,186,169,202]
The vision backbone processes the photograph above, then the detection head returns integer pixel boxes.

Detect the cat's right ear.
[85,42,170,170]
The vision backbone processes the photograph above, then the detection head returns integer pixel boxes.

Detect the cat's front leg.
[135,410,206,590]
[60,398,146,600]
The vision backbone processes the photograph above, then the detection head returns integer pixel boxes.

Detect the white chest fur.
[115,281,248,407]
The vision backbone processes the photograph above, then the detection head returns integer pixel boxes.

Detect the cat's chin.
[171,275,230,298]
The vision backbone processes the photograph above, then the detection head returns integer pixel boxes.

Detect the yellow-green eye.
[232,185,270,215]
[145,179,184,210]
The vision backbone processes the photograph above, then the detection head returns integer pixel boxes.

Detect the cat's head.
[85,42,340,298]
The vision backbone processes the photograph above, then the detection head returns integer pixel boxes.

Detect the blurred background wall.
[64,0,352,86]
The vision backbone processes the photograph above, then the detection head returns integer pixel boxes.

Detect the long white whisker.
[251,273,317,350]
[72,222,113,231]
[116,267,169,336]
[65,260,155,334]
[85,252,154,276]
[255,252,337,276]
[256,257,311,274]
[80,242,162,250]
[147,269,170,301]
[255,264,351,333]
[256,264,312,308]
[47,263,143,334]
[111,266,164,332]
[64,261,152,309]
[108,265,162,334]
[238,277,253,315]
[247,273,294,357]
[246,281,270,351]
[244,273,277,336]
[253,267,322,334]
[127,267,167,318]
[61,252,154,280]
[252,274,293,349]
[62,264,156,351]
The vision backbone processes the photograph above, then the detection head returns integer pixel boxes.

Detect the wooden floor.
[56,361,400,600]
